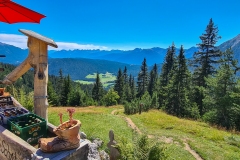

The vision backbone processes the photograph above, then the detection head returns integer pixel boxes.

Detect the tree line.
[115,18,240,131]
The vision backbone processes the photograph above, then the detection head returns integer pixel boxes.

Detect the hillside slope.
[48,106,240,160]
[0,42,28,64]
[48,58,142,80]
[218,34,240,59]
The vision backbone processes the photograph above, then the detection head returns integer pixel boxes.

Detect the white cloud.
[0,34,109,50]
[55,42,109,51]
[0,34,28,49]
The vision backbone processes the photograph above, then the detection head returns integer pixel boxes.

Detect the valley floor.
[48,106,240,160]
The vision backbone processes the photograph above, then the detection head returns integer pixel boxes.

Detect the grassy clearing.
[75,72,116,88]
[164,144,195,160]
[85,72,116,83]
[75,80,93,85]
[127,109,240,160]
[48,106,240,159]
[48,106,132,150]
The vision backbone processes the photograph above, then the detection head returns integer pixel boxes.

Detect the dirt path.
[124,117,142,134]
[183,140,203,160]
[111,109,203,160]
[111,109,142,134]
[111,109,122,115]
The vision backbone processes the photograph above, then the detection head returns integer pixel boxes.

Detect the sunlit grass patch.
[165,144,195,160]
[48,106,132,149]
[48,106,240,159]
[125,109,240,159]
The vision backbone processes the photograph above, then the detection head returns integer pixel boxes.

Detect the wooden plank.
[18,29,58,48]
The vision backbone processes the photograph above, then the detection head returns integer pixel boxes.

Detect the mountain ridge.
[0,34,240,80]
[48,47,198,65]
[218,34,240,60]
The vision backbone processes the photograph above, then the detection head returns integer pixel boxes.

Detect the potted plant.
[39,108,81,152]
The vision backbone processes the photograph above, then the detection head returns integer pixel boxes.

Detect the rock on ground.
[99,150,110,160]
[87,143,101,160]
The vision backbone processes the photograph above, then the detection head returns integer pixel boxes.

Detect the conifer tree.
[148,63,158,97]
[123,66,128,83]
[67,86,80,106]
[192,18,221,115]
[57,69,64,105]
[159,43,176,107]
[129,74,136,101]
[160,43,176,86]
[114,68,125,103]
[60,74,72,106]
[92,73,104,104]
[203,48,240,130]
[137,58,149,98]
[122,67,132,102]
[47,80,58,106]
[165,45,191,117]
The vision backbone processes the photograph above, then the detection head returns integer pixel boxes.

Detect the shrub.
[116,133,167,160]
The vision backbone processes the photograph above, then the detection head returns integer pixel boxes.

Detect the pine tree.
[148,63,158,97]
[160,43,176,86]
[60,74,72,106]
[159,43,176,107]
[92,73,104,104]
[165,45,192,117]
[67,83,87,106]
[137,58,149,98]
[123,66,128,83]
[47,80,58,106]
[203,48,240,130]
[114,68,125,103]
[122,67,132,102]
[57,69,64,105]
[192,18,221,115]
[129,74,136,101]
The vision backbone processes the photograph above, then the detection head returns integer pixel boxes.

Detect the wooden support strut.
[1,29,58,121]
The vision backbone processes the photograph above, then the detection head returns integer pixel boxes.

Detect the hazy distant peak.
[219,34,240,51]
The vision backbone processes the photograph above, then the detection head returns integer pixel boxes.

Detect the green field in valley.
[75,72,116,88]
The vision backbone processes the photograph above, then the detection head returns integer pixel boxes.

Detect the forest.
[1,18,240,131]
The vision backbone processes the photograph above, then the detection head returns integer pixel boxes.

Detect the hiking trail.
[111,109,203,160]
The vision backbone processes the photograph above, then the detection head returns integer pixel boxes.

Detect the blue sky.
[0,0,239,50]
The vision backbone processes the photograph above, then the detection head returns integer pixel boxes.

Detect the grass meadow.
[48,106,240,160]
[75,72,116,88]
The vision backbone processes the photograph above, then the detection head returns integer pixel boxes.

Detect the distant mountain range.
[0,42,28,64]
[0,42,197,66]
[0,34,240,80]
[48,47,198,66]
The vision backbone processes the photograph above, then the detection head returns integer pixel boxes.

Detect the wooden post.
[29,36,49,120]
[1,29,58,121]
[19,29,58,121]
